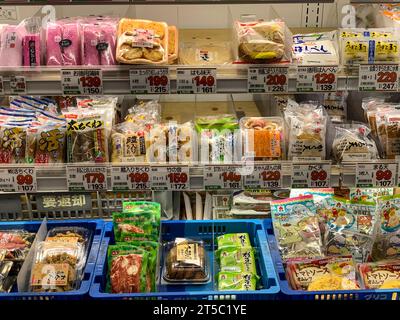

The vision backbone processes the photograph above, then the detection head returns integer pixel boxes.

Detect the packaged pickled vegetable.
[218,246,256,274]
[217,271,257,291]
[217,233,251,249]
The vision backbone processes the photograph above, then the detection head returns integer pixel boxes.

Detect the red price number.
[260,171,281,181]
[315,73,335,84]
[80,76,101,87]
[128,172,149,183]
[376,169,392,181]
[193,75,215,87]
[147,75,168,86]
[221,172,241,183]
[266,74,286,86]
[167,172,188,184]
[311,170,328,181]
[377,71,397,83]
[16,174,33,185]
[84,172,105,183]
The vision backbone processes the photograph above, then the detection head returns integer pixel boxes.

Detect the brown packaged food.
[168,25,178,64]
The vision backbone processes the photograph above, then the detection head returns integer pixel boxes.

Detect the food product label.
[31,263,69,287]
[10,76,26,94]
[176,243,200,265]
[151,165,190,191]
[204,165,242,190]
[67,165,108,192]
[355,163,397,188]
[176,68,216,94]
[46,237,79,244]
[248,66,288,93]
[243,163,282,189]
[111,165,151,191]
[296,66,338,92]
[130,68,170,94]
[61,69,103,95]
[359,64,399,91]
[291,163,331,188]
[196,49,214,62]
[0,167,37,193]
[131,29,154,48]
[360,264,400,289]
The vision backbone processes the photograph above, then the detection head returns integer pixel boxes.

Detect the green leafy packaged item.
[122,201,161,214]
[217,271,257,291]
[107,244,149,294]
[217,233,251,249]
[218,246,257,274]
[112,212,159,242]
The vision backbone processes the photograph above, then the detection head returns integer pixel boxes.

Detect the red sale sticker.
[292,163,331,188]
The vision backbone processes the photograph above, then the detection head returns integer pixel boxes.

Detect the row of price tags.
[0,76,27,94]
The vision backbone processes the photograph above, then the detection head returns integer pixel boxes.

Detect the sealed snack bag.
[0,125,27,163]
[271,195,323,260]
[116,19,169,65]
[217,246,257,274]
[358,260,400,289]
[107,245,149,293]
[286,255,359,291]
[218,271,258,291]
[22,17,41,66]
[350,188,393,203]
[166,121,197,163]
[376,110,400,158]
[0,24,25,66]
[217,233,252,249]
[375,195,400,260]
[322,91,348,123]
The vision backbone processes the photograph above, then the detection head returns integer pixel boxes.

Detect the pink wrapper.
[0,25,24,66]
[23,34,41,66]
[61,22,81,65]
[46,23,63,66]
[82,24,100,65]
[99,24,116,65]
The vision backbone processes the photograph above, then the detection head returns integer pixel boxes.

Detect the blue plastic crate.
[90,219,280,300]
[0,219,104,300]
[263,219,400,301]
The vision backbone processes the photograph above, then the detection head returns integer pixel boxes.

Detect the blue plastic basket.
[263,219,400,301]
[0,219,104,300]
[90,219,280,300]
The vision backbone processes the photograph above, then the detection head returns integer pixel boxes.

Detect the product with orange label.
[358,260,400,289]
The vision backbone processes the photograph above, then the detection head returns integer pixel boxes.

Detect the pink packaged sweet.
[0,24,25,66]
[23,34,41,66]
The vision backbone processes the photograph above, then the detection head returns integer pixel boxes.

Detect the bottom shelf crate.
[90,219,280,300]
[263,219,400,301]
[0,219,104,300]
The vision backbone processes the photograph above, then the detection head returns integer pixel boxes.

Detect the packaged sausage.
[240,117,285,160]
[217,271,258,291]
[116,19,168,65]
[163,238,209,283]
[271,195,323,261]
[358,260,400,289]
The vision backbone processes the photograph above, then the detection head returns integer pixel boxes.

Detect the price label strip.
[151,166,190,191]
[248,66,288,93]
[130,68,170,94]
[243,163,282,189]
[297,66,338,92]
[111,166,151,191]
[61,69,103,95]
[291,163,331,188]
[67,166,108,191]
[176,68,216,94]
[204,165,242,190]
[0,167,37,193]
[10,76,27,94]
[356,162,397,188]
[359,64,399,91]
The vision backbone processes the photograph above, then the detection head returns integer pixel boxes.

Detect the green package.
[217,246,257,274]
[121,240,159,292]
[113,212,159,242]
[194,115,239,132]
[106,245,149,294]
[217,271,257,291]
[217,233,251,249]
[122,201,161,214]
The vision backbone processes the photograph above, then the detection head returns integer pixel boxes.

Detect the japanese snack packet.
[0,124,27,163]
[0,23,25,66]
[124,100,161,130]
[271,195,323,260]
[286,255,359,291]
[374,195,400,260]
[240,117,285,160]
[322,91,348,123]
[217,246,257,274]
[350,188,393,203]
[217,271,258,291]
[116,19,169,65]
[107,245,149,293]
[358,260,400,289]
[0,230,35,261]
[217,233,252,249]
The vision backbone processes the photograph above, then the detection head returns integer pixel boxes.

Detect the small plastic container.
[162,238,210,284]
[46,226,92,258]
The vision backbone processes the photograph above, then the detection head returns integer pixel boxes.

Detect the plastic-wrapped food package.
[271,195,323,261]
[46,226,92,258]
[163,238,209,283]
[195,115,240,163]
[374,195,400,261]
[286,256,359,291]
[22,17,41,66]
[362,99,400,137]
[339,28,400,65]
[179,41,232,65]
[168,25,178,64]
[322,91,348,123]
[240,117,285,160]
[116,19,168,65]
[350,187,393,203]
[284,100,327,160]
[359,260,400,289]
[0,125,27,163]
[45,22,63,65]
[376,111,400,158]
[26,124,66,164]
[217,271,257,291]
[0,24,25,66]
[331,124,379,163]
[0,230,35,261]
[292,31,339,65]
[234,18,292,63]
[217,246,256,274]
[124,100,161,130]
[166,121,197,163]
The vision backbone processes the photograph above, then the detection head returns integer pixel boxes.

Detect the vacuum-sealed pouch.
[113,212,159,242]
[217,233,252,249]
[0,125,27,163]
[217,271,257,291]
[0,24,25,66]
[217,246,257,274]
[116,19,168,65]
